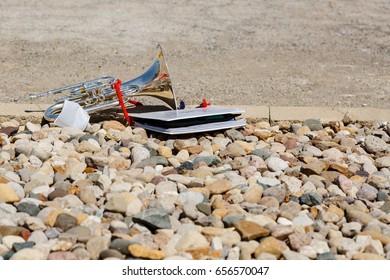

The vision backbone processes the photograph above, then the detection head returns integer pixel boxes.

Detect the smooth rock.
[206,179,232,194]
[266,157,289,172]
[356,184,378,201]
[365,135,388,153]
[54,213,78,231]
[10,248,47,260]
[48,251,78,260]
[0,183,20,203]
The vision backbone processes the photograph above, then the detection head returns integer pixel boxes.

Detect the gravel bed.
[0,118,390,260]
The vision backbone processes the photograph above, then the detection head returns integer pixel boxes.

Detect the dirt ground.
[0,0,389,110]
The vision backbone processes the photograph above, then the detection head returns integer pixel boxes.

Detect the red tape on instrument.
[113,79,133,126]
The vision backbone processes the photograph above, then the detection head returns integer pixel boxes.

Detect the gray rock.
[300,192,323,206]
[137,156,169,168]
[54,213,78,231]
[110,239,135,255]
[257,177,281,188]
[365,135,388,153]
[222,214,245,228]
[224,129,245,141]
[12,241,35,251]
[377,191,389,202]
[45,228,62,239]
[192,156,221,167]
[16,202,40,217]
[132,208,172,230]
[316,252,335,260]
[195,202,212,215]
[303,119,323,131]
[262,186,286,203]
[250,148,274,160]
[357,184,379,201]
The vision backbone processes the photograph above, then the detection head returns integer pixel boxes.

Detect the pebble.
[206,179,232,194]
[356,184,378,201]
[0,118,389,260]
[10,248,47,260]
[364,135,388,153]
[132,208,172,230]
[266,157,289,172]
[234,220,270,241]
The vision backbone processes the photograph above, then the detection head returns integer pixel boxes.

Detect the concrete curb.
[0,103,389,125]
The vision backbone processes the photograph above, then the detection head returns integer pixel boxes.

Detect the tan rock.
[359,230,390,246]
[212,208,229,218]
[235,140,255,153]
[352,253,385,260]
[301,161,329,176]
[186,145,203,154]
[103,120,126,131]
[128,244,165,260]
[254,236,284,259]
[206,179,232,194]
[296,126,310,136]
[235,220,270,241]
[201,227,234,237]
[186,246,211,260]
[253,129,274,140]
[320,204,344,223]
[0,183,20,203]
[108,157,131,170]
[157,146,172,158]
[243,185,263,203]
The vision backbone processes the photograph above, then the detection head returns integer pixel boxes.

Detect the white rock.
[266,157,289,172]
[310,239,330,254]
[131,146,150,163]
[10,248,47,260]
[292,212,314,227]
[282,250,310,260]
[28,230,49,244]
[26,122,41,132]
[281,176,302,194]
[175,149,190,163]
[2,235,25,250]
[110,181,132,193]
[365,239,384,256]
[322,148,343,162]
[227,247,240,260]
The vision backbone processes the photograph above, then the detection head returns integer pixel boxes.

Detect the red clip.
[199,98,211,108]
[113,79,133,126]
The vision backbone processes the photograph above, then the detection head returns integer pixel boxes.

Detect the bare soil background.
[0,0,389,109]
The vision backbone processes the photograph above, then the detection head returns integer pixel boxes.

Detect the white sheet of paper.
[130,106,244,122]
[135,118,246,135]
